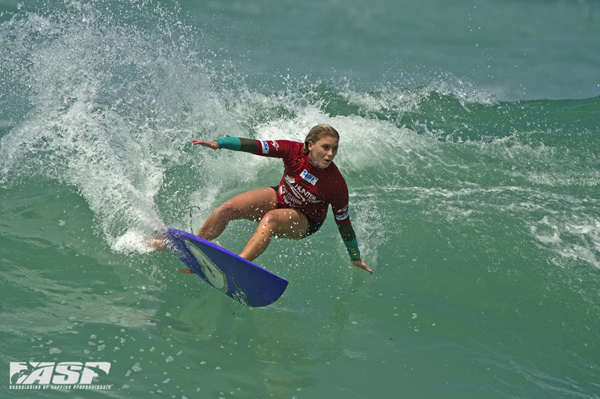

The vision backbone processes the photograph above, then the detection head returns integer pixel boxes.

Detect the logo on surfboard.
[184,239,228,292]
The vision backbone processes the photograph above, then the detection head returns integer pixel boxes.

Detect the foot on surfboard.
[147,234,167,250]
[178,268,194,274]
[148,233,192,273]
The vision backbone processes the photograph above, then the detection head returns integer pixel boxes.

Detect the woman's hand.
[192,140,219,149]
[351,260,373,274]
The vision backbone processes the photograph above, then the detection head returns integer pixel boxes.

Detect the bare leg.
[196,188,278,241]
[240,208,308,262]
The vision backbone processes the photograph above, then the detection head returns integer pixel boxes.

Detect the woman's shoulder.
[325,162,348,186]
[253,139,302,157]
[258,139,302,151]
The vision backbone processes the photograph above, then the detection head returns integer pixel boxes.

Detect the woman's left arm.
[338,223,373,274]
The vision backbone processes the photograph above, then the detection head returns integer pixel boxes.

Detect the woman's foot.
[147,234,166,250]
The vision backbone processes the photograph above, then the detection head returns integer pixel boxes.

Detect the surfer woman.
[192,124,372,274]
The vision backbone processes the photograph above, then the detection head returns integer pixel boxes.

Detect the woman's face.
[308,135,339,168]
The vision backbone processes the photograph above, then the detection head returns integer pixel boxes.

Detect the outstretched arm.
[192,139,218,149]
[338,223,373,274]
[192,137,258,153]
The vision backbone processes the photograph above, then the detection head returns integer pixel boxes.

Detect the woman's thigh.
[222,187,279,222]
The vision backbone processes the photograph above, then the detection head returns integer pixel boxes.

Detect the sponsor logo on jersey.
[281,181,319,205]
[259,140,269,154]
[300,169,318,185]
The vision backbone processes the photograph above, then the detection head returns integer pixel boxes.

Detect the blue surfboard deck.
[165,228,288,307]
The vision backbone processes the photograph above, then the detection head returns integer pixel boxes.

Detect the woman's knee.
[259,210,279,228]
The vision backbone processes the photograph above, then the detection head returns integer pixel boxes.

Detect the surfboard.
[165,228,288,307]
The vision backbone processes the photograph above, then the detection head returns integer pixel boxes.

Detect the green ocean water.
[1,0,600,398]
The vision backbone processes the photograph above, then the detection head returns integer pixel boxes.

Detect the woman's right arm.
[192,137,258,153]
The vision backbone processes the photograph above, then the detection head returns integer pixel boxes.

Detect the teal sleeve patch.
[344,238,361,261]
[216,137,242,151]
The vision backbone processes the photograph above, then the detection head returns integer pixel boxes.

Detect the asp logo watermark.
[9,362,112,390]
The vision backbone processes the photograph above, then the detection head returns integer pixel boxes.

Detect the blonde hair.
[303,124,339,154]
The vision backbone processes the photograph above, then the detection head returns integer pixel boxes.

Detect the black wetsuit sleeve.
[338,222,357,242]
[239,138,259,153]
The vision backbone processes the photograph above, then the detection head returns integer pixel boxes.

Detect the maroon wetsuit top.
[253,140,351,225]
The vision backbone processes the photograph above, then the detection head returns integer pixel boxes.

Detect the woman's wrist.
[344,238,361,261]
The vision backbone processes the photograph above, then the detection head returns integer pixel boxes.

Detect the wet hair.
[303,124,340,154]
